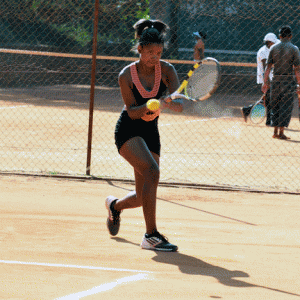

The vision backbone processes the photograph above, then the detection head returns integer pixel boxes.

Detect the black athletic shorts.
[115,110,161,156]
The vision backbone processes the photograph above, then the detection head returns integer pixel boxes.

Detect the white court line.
[0,260,153,299]
[0,105,28,110]
[0,260,153,273]
[160,116,231,127]
[54,273,150,299]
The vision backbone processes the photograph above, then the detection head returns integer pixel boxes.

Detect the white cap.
[193,32,201,38]
[263,33,279,44]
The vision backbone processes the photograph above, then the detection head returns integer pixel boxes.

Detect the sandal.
[278,134,290,140]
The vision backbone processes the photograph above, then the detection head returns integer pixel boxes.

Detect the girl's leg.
[118,137,160,234]
[108,137,177,251]
[115,153,159,209]
[114,190,140,210]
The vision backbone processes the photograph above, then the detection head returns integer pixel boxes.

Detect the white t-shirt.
[257,45,271,84]
[256,41,280,84]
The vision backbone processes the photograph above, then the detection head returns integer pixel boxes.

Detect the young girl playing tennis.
[105,18,183,252]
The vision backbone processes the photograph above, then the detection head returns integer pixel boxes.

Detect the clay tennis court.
[0,83,300,299]
[1,3,300,298]
[1,174,299,299]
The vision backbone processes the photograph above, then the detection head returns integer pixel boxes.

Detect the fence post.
[86,0,100,176]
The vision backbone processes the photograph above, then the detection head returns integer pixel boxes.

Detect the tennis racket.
[250,95,266,124]
[169,57,221,102]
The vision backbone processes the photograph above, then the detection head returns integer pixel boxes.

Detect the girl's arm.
[161,62,183,112]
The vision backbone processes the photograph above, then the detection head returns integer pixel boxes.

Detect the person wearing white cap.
[193,31,207,61]
[241,33,280,123]
[258,33,280,85]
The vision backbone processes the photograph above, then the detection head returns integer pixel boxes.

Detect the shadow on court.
[152,252,300,297]
[112,236,249,285]
[112,237,299,297]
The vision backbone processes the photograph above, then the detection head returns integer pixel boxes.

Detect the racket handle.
[170,92,196,102]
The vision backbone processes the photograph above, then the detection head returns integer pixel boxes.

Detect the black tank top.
[115,62,166,154]
[129,61,167,106]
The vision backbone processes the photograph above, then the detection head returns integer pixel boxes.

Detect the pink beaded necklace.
[130,62,161,98]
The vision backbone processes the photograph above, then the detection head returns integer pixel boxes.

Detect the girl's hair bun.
[133,19,168,39]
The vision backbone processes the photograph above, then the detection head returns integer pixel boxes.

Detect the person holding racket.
[241,33,279,123]
[193,31,207,61]
[262,25,300,140]
[105,19,183,252]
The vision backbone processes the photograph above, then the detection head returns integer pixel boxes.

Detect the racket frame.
[250,95,266,124]
[170,57,221,102]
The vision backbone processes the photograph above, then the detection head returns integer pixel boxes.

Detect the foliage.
[0,0,150,54]
[1,0,299,59]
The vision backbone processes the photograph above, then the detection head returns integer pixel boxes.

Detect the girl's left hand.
[161,95,173,103]
[160,99,169,110]
[141,108,161,121]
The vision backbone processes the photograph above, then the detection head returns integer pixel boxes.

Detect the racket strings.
[186,62,219,99]
[250,104,266,124]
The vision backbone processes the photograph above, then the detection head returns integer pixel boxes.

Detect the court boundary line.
[0,260,152,299]
[160,116,231,127]
[0,259,153,273]
[54,273,150,299]
[1,172,299,195]
[0,105,28,110]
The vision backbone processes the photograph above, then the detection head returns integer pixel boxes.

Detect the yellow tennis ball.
[146,99,160,111]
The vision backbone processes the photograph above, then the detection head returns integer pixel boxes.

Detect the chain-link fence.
[1,0,300,193]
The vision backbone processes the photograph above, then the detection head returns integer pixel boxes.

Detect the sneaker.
[105,196,121,236]
[141,231,178,252]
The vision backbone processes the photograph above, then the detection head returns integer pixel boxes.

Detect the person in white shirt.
[241,33,280,123]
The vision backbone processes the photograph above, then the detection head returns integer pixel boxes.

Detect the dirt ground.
[0,174,299,299]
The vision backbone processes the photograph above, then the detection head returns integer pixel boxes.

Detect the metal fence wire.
[0,0,300,193]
